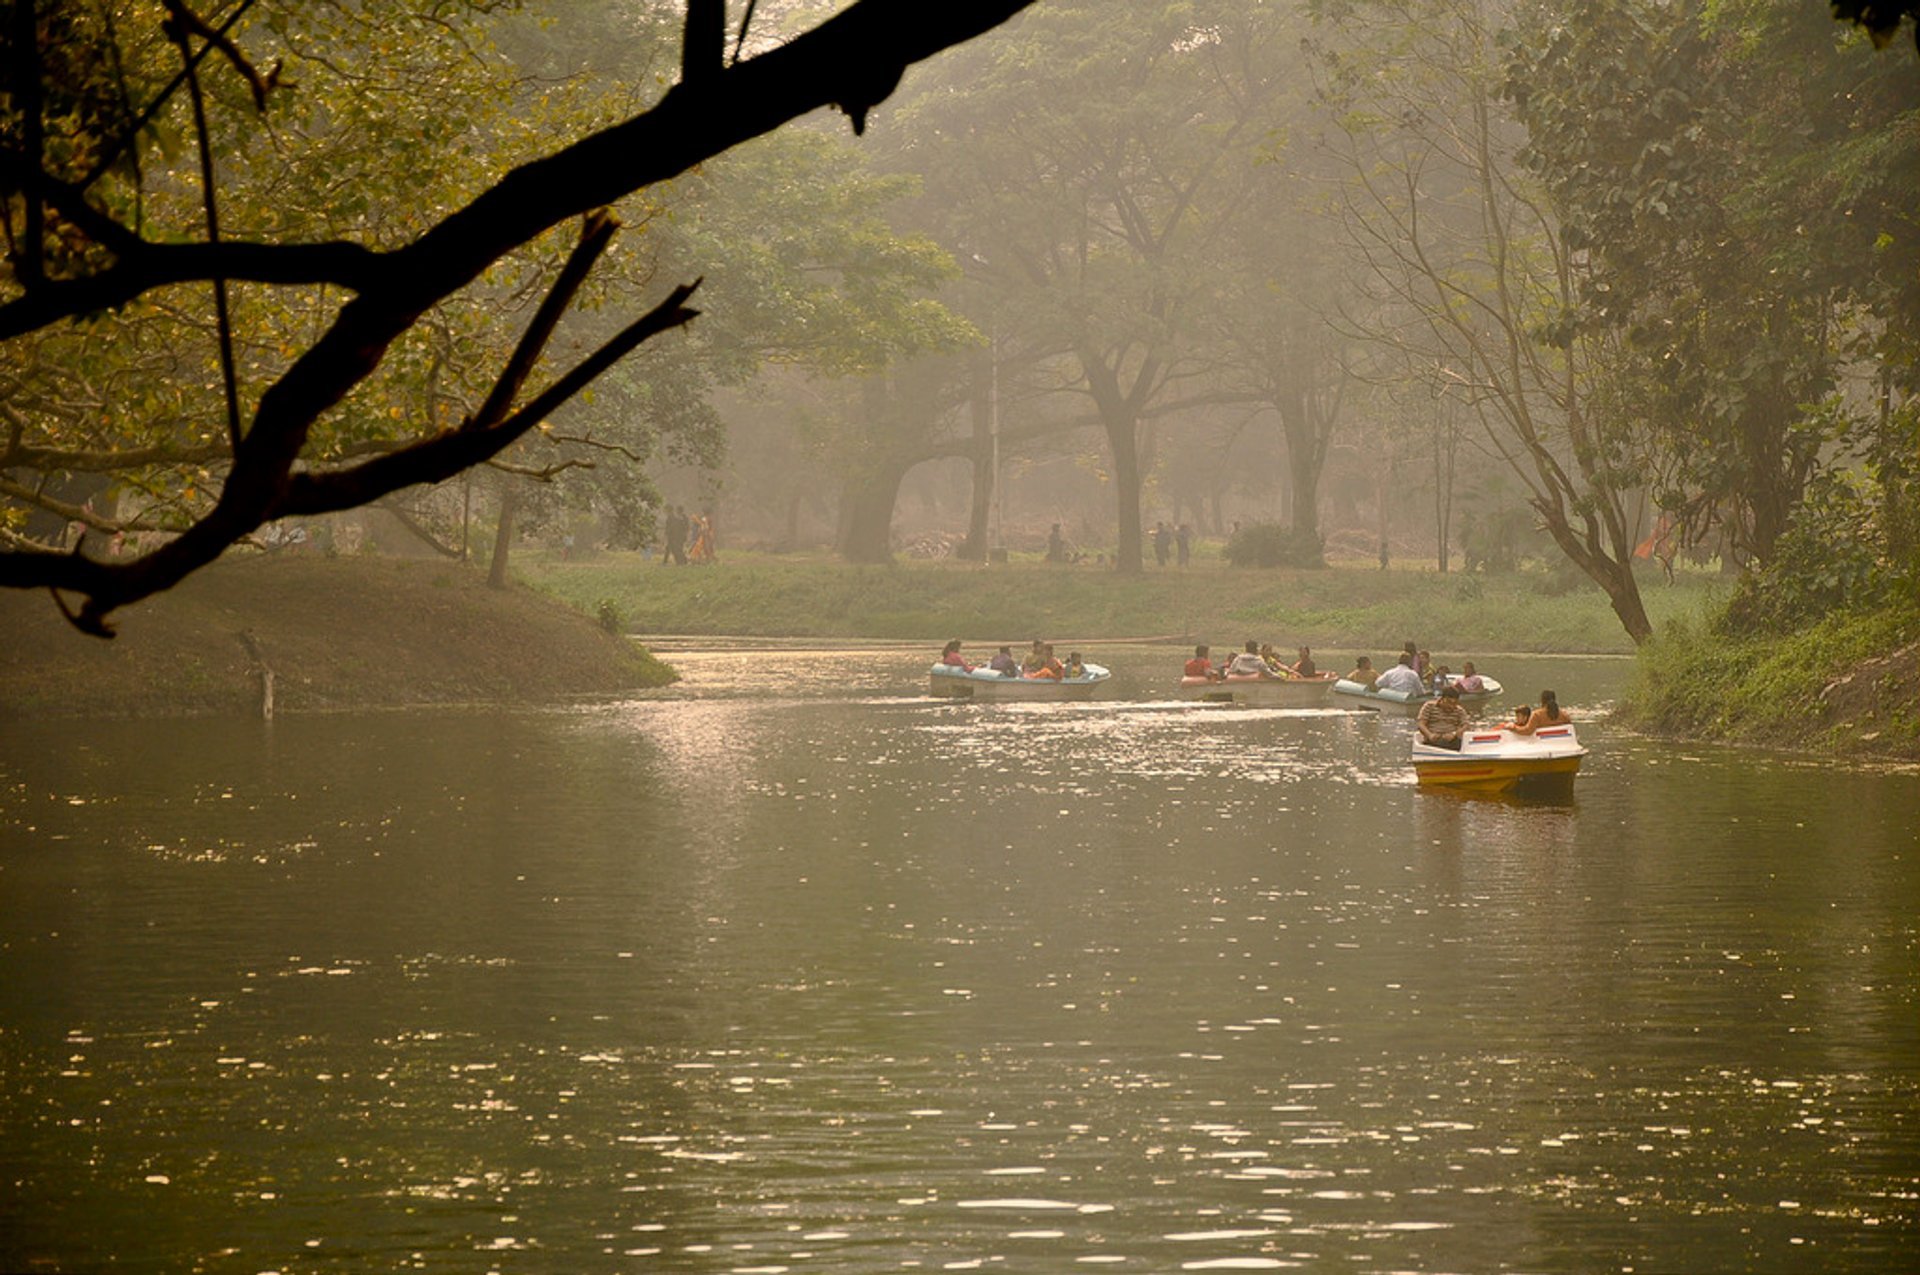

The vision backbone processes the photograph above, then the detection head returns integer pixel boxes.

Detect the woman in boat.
[1344,655,1378,689]
[1511,689,1572,735]
[1456,661,1486,694]
[1259,643,1289,675]
[940,639,974,671]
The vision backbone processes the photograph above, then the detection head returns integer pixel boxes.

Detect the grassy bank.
[1,555,675,719]
[520,549,1715,655]
[1617,601,1920,760]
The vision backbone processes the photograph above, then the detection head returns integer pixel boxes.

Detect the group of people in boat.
[1184,640,1319,681]
[1416,685,1573,750]
[941,638,1087,680]
[1343,642,1486,696]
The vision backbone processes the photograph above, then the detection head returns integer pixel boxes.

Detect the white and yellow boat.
[1411,723,1587,793]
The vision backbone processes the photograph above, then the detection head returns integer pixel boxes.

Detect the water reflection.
[1,648,1915,1272]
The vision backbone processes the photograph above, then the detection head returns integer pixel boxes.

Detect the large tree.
[888,0,1290,573]
[1317,0,1658,642]
[0,0,1034,634]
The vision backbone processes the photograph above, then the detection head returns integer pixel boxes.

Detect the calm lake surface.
[2,647,1916,1273]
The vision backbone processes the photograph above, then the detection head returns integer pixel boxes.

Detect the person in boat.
[1291,646,1317,678]
[1374,652,1425,695]
[1417,683,1469,750]
[989,645,1020,677]
[1026,642,1065,679]
[940,639,974,672]
[1456,661,1486,694]
[1184,644,1220,680]
[1225,639,1273,678]
[1064,651,1086,679]
[1416,648,1434,686]
[1508,703,1531,729]
[1344,655,1378,688]
[1259,643,1290,675]
[1022,639,1047,674]
[1511,689,1572,735]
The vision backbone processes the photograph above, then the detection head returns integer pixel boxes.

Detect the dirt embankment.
[0,555,673,719]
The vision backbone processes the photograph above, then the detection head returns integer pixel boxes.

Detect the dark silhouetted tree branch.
[0,0,1038,635]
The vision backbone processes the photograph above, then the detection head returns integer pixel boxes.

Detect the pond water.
[2,647,1916,1273]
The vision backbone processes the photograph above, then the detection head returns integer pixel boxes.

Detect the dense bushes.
[1223,523,1325,569]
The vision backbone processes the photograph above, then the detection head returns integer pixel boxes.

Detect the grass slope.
[522,548,1714,655]
[0,555,675,719]
[1618,601,1920,759]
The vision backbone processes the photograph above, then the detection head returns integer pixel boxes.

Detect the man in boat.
[1290,646,1317,678]
[1375,652,1425,695]
[1417,684,1469,750]
[1185,644,1221,680]
[1224,639,1274,678]
[989,645,1020,677]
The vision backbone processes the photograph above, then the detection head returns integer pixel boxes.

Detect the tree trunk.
[487,481,519,589]
[1107,416,1145,573]
[959,352,994,561]
[839,460,910,565]
[1537,508,1654,644]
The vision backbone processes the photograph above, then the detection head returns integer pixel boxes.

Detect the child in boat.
[1064,652,1086,679]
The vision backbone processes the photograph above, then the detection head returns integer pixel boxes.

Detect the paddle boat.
[1331,673,1504,716]
[1177,672,1338,707]
[1411,722,1587,793]
[929,662,1111,701]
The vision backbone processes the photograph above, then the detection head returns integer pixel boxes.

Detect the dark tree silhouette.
[0,0,1035,635]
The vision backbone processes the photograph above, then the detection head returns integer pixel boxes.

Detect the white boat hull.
[1177,674,1337,707]
[930,662,1110,701]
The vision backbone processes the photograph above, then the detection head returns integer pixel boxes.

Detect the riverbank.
[520,548,1713,655]
[0,555,674,719]
[1617,601,1920,761]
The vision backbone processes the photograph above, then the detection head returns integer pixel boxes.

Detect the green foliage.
[1223,523,1325,569]
[595,596,627,636]
[1718,471,1900,635]
[1622,594,1920,756]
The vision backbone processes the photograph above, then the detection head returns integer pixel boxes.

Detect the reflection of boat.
[929,663,1111,701]
[1411,724,1587,793]
[1331,674,1504,715]
[1177,673,1338,707]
